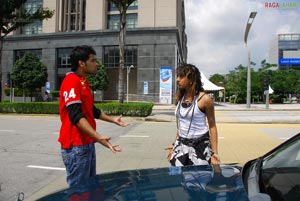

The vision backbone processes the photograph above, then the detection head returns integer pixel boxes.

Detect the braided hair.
[175,63,204,105]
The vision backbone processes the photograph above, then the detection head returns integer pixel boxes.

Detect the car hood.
[38,165,249,201]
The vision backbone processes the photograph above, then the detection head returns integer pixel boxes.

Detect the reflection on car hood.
[38,165,249,201]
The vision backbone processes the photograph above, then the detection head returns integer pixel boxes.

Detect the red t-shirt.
[58,72,96,149]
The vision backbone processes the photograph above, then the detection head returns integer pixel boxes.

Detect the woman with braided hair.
[165,63,220,166]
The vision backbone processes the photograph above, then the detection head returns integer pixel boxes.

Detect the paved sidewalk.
[214,102,300,111]
[152,102,300,111]
[26,103,300,201]
[147,103,300,123]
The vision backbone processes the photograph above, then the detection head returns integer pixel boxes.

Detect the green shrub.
[270,94,283,103]
[3,87,40,97]
[0,102,154,117]
[4,88,10,96]
[51,90,60,98]
[0,102,59,114]
[95,102,154,117]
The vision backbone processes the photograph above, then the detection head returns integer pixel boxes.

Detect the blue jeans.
[61,143,96,187]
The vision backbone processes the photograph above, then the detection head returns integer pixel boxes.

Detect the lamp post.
[244,11,257,108]
[126,65,134,103]
[9,72,13,102]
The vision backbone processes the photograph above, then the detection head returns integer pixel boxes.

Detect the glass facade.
[127,14,138,29]
[107,0,138,30]
[107,14,137,30]
[57,48,73,68]
[20,0,43,35]
[279,34,300,41]
[278,34,300,70]
[23,0,43,14]
[104,45,137,68]
[20,21,42,35]
[108,0,138,11]
[14,49,42,62]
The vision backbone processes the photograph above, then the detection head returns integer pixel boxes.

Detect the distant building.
[269,33,300,70]
[2,0,187,103]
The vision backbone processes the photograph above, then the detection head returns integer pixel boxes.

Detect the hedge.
[0,102,154,117]
[95,102,154,117]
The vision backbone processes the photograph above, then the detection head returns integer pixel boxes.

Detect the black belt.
[178,132,209,146]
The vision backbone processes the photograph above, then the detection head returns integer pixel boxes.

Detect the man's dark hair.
[70,45,96,71]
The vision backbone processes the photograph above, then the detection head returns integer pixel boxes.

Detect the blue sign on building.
[45,82,50,93]
[279,58,300,65]
[159,66,173,104]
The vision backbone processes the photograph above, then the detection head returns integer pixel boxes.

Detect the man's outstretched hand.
[98,135,122,153]
[114,115,129,127]
[109,145,121,153]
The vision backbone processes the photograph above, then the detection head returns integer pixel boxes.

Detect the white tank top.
[175,95,209,139]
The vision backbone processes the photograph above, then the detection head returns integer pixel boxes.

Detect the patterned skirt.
[170,132,212,166]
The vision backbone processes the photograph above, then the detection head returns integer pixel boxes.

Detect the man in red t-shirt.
[59,45,127,187]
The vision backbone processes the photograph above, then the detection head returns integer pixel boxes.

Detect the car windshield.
[260,136,300,200]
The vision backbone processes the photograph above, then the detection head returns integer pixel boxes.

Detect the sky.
[184,0,300,78]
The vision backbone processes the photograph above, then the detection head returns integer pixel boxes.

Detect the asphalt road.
[1,109,300,201]
[0,115,138,201]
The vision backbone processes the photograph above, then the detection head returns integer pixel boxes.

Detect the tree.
[86,59,109,100]
[107,0,136,103]
[226,65,248,102]
[260,59,277,70]
[209,74,226,85]
[0,0,54,101]
[11,52,48,101]
[210,58,300,104]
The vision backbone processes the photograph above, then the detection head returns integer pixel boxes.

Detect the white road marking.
[279,137,289,140]
[121,135,224,139]
[27,165,65,171]
[0,130,15,132]
[120,135,149,138]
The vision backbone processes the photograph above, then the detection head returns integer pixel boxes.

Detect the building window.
[57,48,73,68]
[62,0,86,31]
[107,14,137,30]
[107,0,138,30]
[19,0,43,35]
[107,15,119,30]
[104,45,137,68]
[14,49,42,63]
[128,1,138,10]
[108,0,138,12]
[23,0,43,14]
[127,14,138,28]
[20,21,42,35]
[279,34,300,41]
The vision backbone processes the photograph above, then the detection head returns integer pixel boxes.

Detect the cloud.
[185,0,300,77]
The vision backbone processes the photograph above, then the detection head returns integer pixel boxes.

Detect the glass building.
[269,34,300,70]
[2,0,187,103]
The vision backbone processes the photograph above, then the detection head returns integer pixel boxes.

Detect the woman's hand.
[211,153,220,165]
[164,145,173,161]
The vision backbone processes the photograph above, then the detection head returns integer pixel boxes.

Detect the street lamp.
[126,65,134,103]
[244,11,257,108]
